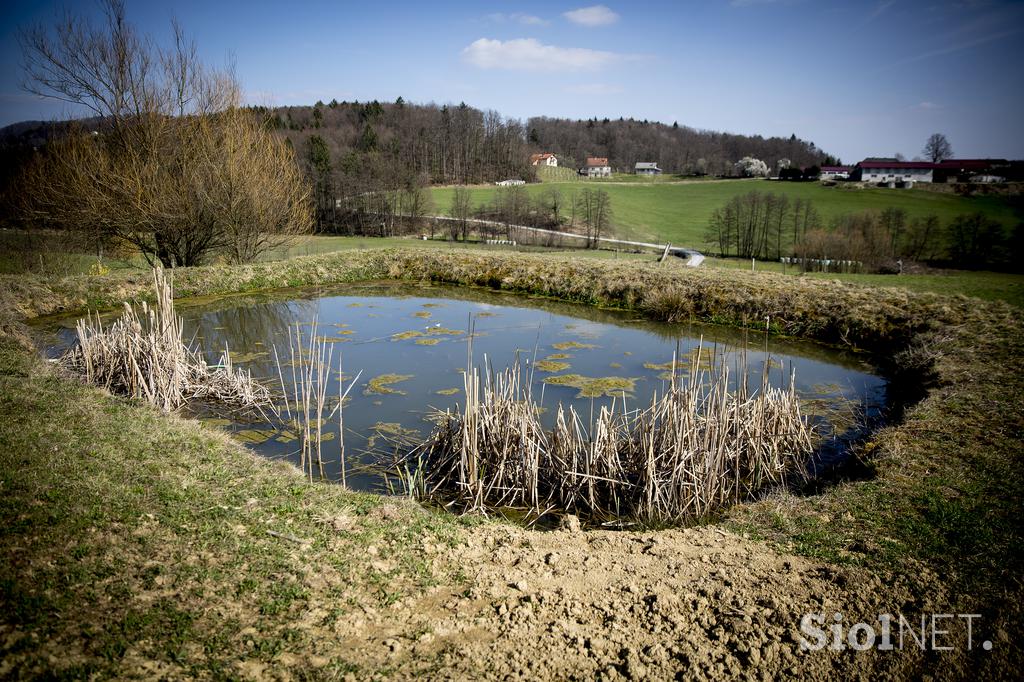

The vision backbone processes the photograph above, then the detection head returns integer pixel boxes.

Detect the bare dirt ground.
[320,510,967,681]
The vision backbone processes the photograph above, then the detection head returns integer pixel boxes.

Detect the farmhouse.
[634,162,662,175]
[530,153,558,167]
[932,159,1008,183]
[820,165,851,180]
[854,160,935,185]
[580,157,611,177]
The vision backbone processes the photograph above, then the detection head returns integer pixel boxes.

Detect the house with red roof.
[854,159,936,185]
[580,157,611,177]
[530,152,558,167]
[932,159,1008,183]
[852,157,1012,186]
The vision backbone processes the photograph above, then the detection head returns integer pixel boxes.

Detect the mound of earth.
[326,520,965,680]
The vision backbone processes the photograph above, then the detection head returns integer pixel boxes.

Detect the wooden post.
[659,243,672,264]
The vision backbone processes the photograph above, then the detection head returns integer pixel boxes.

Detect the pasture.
[429,178,1020,246]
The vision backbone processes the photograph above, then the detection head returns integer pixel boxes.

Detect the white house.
[495,179,525,186]
[530,153,558,167]
[819,165,851,180]
[634,162,662,175]
[856,160,934,184]
[580,157,611,177]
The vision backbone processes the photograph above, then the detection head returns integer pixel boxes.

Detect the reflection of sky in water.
[44,283,887,492]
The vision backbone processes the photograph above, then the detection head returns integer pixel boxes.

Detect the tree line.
[794,209,1024,272]
[704,191,820,261]
[705,190,1024,272]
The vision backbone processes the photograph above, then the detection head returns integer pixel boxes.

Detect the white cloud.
[916,101,942,110]
[566,83,623,95]
[487,12,550,26]
[461,38,630,71]
[563,5,620,27]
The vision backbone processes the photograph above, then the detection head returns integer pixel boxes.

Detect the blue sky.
[2,0,1022,163]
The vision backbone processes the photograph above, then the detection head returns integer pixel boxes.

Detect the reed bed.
[406,347,814,524]
[61,267,270,412]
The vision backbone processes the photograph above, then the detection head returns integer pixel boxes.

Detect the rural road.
[423,215,706,267]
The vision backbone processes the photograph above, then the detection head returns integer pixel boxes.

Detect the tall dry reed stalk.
[62,267,270,411]
[272,320,360,483]
[407,344,814,524]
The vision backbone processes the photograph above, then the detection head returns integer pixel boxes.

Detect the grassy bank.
[429,179,1019,245]
[0,248,994,356]
[706,257,1024,308]
[6,227,1023,308]
[0,334,475,678]
[2,248,1022,676]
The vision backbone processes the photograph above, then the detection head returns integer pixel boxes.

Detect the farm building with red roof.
[580,157,611,177]
[530,152,558,167]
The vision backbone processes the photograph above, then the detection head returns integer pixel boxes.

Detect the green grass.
[0,232,654,278]
[276,235,1024,310]
[3,229,1022,309]
[259,235,651,262]
[0,335,475,677]
[804,270,1024,307]
[2,248,1023,676]
[534,166,723,184]
[705,257,1024,307]
[430,179,1020,246]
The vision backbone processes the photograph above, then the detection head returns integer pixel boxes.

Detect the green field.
[429,179,1020,246]
[533,166,724,184]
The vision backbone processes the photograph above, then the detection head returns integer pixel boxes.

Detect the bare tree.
[450,186,472,241]
[17,0,311,266]
[904,215,940,261]
[540,186,563,228]
[575,188,612,247]
[590,189,612,246]
[923,133,953,163]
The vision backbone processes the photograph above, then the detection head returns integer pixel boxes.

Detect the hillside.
[525,116,830,176]
[429,179,1021,247]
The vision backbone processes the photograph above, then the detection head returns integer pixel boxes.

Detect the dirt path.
[324,516,950,680]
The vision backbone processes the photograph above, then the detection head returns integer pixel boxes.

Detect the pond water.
[46,282,887,492]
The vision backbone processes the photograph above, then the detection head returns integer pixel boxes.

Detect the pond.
[46,282,887,493]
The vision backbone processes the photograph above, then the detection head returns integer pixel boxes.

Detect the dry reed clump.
[407,348,814,524]
[60,267,270,412]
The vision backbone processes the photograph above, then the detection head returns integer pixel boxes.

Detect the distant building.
[530,152,558,167]
[495,179,525,186]
[819,165,852,180]
[933,159,1008,183]
[580,157,611,177]
[854,160,935,184]
[634,161,662,175]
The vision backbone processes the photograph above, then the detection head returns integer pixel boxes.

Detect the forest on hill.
[524,116,832,176]
[265,98,832,185]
